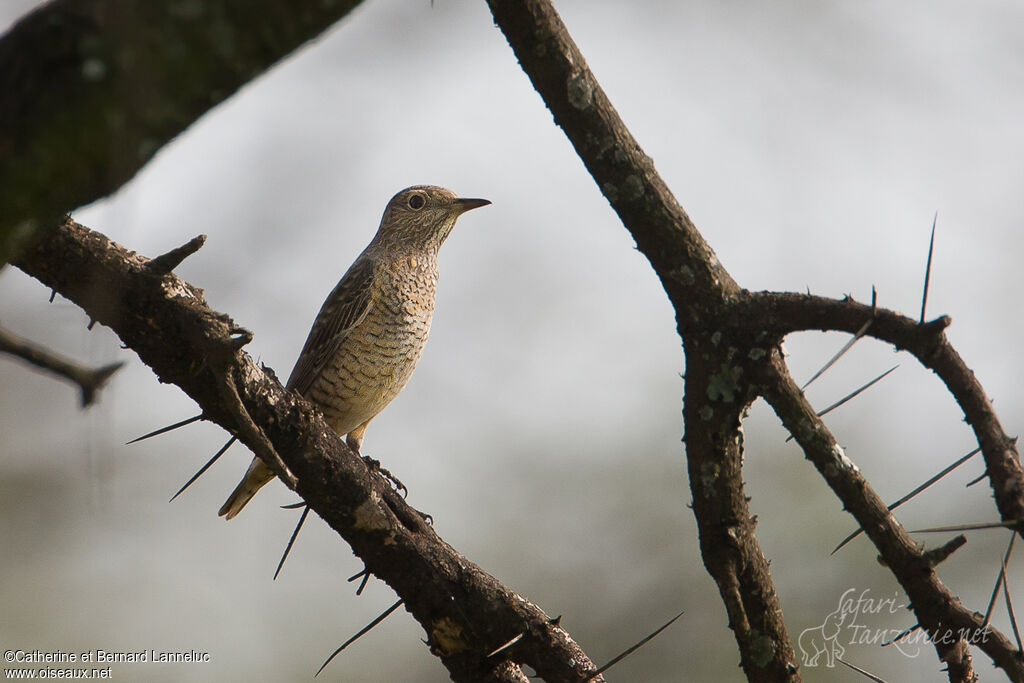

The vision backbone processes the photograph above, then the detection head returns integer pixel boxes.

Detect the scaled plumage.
[218,185,489,519]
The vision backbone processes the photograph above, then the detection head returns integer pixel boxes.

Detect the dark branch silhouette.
[0,323,123,406]
[0,0,365,260]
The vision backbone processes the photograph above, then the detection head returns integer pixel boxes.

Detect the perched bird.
[218,185,490,519]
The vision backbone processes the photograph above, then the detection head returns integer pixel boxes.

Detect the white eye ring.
[408,194,425,210]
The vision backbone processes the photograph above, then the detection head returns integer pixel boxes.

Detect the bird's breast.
[307,255,439,433]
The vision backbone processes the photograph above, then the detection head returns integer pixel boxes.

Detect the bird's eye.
[408,194,425,210]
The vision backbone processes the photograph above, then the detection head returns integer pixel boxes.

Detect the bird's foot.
[361,455,408,498]
[414,508,433,525]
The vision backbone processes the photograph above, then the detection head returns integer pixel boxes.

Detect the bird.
[217,185,490,519]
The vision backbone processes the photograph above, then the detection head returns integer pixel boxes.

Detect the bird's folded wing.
[286,255,377,397]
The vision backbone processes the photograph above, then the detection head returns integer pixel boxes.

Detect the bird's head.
[377,185,490,253]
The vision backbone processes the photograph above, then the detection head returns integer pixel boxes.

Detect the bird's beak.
[454,197,491,213]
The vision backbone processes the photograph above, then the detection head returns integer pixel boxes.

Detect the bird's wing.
[286,256,377,396]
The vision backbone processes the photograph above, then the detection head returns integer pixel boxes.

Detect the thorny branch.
[487,0,1024,681]
[757,353,1019,679]
[13,218,602,683]
[487,3,798,678]
[740,291,1024,526]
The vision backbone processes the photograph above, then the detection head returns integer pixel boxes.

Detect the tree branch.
[484,0,738,319]
[13,217,602,683]
[757,350,1023,680]
[742,290,1024,527]
[0,323,124,406]
[486,1,799,679]
[0,0,364,261]
[487,0,1023,680]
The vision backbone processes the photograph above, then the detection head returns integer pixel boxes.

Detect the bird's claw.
[361,455,408,497]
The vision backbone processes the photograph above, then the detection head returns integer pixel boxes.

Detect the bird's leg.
[347,426,430,525]
[347,424,407,497]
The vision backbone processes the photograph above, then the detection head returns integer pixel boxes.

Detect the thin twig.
[786,365,898,442]
[146,234,206,275]
[583,611,684,682]
[1000,533,1022,651]
[215,369,297,489]
[965,470,988,487]
[920,212,937,324]
[985,532,1018,628]
[170,436,237,502]
[881,623,920,647]
[920,534,967,567]
[487,632,525,658]
[910,521,1019,534]
[832,447,981,554]
[315,599,404,677]
[816,365,899,417]
[837,656,889,682]
[801,316,874,390]
[274,504,310,580]
[348,567,372,596]
[0,324,124,406]
[128,414,204,444]
[985,563,1007,627]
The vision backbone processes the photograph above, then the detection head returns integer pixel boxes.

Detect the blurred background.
[2,1,1023,680]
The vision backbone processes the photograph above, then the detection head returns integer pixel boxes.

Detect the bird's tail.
[218,457,276,520]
